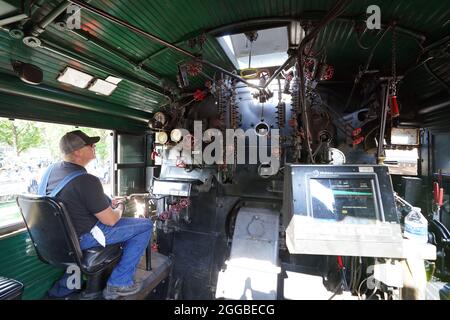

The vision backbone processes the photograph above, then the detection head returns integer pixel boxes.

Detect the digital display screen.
[309,177,378,222]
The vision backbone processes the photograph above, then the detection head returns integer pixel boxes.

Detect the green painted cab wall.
[0,230,63,299]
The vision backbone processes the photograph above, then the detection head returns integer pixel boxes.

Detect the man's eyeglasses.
[86,143,96,148]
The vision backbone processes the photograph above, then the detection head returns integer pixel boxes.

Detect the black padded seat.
[0,277,24,300]
[16,195,123,299]
[82,244,122,274]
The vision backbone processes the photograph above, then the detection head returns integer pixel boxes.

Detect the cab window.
[0,117,113,235]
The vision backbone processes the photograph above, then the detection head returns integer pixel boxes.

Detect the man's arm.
[94,202,124,226]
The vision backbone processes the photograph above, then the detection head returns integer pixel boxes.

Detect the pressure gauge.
[329,148,346,165]
[155,131,168,144]
[170,129,183,143]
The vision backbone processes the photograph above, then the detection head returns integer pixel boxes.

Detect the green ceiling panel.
[0,0,447,129]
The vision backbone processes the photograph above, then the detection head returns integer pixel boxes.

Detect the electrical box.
[282,164,404,258]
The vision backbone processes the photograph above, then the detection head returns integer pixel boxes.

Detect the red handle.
[193,89,206,101]
[337,256,344,269]
[353,136,364,146]
[438,188,444,207]
[434,182,440,203]
[391,96,400,118]
[352,127,362,137]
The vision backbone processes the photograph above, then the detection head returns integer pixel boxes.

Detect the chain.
[231,81,238,173]
[291,77,300,114]
[391,25,397,95]
[230,80,239,129]
[276,78,285,128]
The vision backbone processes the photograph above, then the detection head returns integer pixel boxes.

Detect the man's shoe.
[103,281,142,300]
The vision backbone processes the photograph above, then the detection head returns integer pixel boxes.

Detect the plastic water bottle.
[403,207,428,243]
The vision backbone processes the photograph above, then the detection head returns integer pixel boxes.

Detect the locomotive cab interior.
[0,0,449,301]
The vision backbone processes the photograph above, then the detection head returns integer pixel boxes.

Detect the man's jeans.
[79,218,152,287]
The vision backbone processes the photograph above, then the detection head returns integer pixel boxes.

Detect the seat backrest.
[16,195,83,268]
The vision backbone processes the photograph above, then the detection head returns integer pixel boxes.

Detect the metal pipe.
[422,110,450,122]
[403,35,449,80]
[336,18,426,43]
[403,57,434,77]
[399,121,422,127]
[200,60,259,89]
[422,35,450,52]
[139,17,296,65]
[391,24,426,43]
[263,55,295,89]
[426,125,450,133]
[423,118,450,127]
[0,73,153,123]
[377,83,390,163]
[139,15,425,73]
[418,97,450,115]
[423,61,450,93]
[264,0,352,90]
[30,0,71,36]
[138,14,425,69]
[297,0,352,55]
[69,0,195,58]
[422,104,450,120]
[69,0,257,88]
[296,0,353,163]
[209,18,297,37]
[344,25,391,112]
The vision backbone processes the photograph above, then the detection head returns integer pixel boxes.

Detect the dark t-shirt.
[45,161,110,237]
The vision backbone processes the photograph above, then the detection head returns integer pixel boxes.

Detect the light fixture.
[288,21,304,47]
[88,79,117,96]
[12,61,43,85]
[105,76,122,84]
[57,67,93,88]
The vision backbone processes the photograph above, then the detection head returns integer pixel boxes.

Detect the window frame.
[0,220,25,237]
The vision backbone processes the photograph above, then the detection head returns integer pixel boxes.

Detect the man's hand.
[95,199,126,226]
[111,197,126,207]
[113,201,125,217]
[95,204,122,226]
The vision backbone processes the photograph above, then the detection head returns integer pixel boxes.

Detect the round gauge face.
[255,122,270,137]
[329,148,346,165]
[156,131,168,144]
[170,129,183,142]
[153,112,167,126]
